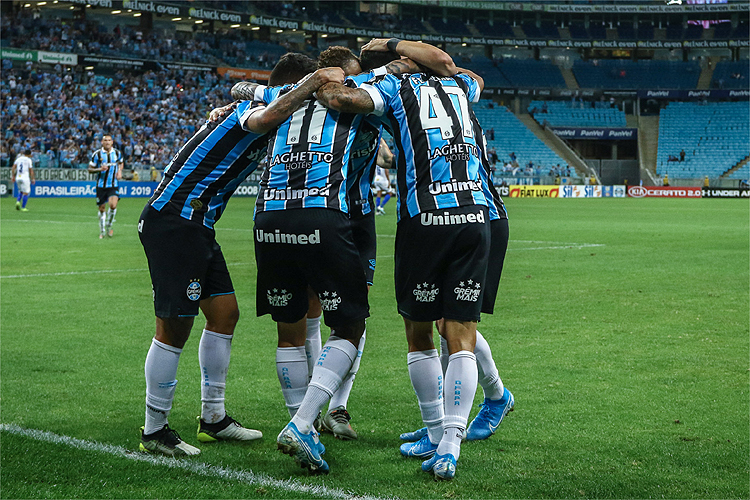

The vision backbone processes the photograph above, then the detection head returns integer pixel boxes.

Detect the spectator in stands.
[488,146,498,166]
[488,128,495,141]
[509,152,518,168]
[680,149,686,162]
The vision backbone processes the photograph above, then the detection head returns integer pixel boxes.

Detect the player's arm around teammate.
[138,57,338,457]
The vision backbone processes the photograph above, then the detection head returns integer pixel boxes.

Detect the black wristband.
[386,38,402,53]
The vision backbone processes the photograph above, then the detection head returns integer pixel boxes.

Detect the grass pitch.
[1,196,748,499]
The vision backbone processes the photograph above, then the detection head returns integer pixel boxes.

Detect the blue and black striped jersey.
[357,72,488,221]
[345,67,388,218]
[253,83,366,215]
[90,148,123,188]
[470,114,508,221]
[148,101,267,229]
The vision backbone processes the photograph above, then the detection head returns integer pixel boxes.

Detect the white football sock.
[475,330,505,400]
[439,336,449,375]
[106,207,117,228]
[305,315,322,381]
[198,329,232,424]
[329,328,365,410]
[407,349,444,444]
[276,346,308,418]
[438,351,478,460]
[98,211,106,233]
[144,338,182,435]
[291,335,357,433]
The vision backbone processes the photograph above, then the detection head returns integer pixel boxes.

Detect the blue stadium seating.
[569,22,588,40]
[685,23,704,40]
[462,57,512,88]
[617,24,636,41]
[573,60,700,90]
[429,18,471,36]
[472,101,572,175]
[657,102,750,179]
[588,23,607,39]
[713,21,732,39]
[527,100,626,128]
[711,60,750,90]
[498,59,566,88]
[637,22,654,40]
[473,20,514,38]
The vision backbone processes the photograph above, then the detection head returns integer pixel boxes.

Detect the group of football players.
[136,38,513,481]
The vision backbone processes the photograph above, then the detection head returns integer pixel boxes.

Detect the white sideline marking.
[509,243,605,251]
[0,423,397,500]
[0,262,248,280]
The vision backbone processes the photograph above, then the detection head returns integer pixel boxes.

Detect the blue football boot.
[399,434,437,458]
[422,453,457,480]
[399,426,428,441]
[465,388,514,441]
[276,422,329,474]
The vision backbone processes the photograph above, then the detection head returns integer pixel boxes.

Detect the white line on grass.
[0,423,397,500]
[0,262,249,279]
[509,243,605,251]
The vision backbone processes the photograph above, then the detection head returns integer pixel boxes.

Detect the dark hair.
[318,46,360,72]
[269,53,318,86]
[24,149,31,155]
[359,51,400,72]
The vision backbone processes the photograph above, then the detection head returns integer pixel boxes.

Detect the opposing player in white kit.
[12,149,35,212]
[372,144,394,215]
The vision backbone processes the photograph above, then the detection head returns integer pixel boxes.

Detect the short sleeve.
[257,84,290,105]
[89,151,98,166]
[353,73,400,117]
[236,100,266,133]
[455,73,480,103]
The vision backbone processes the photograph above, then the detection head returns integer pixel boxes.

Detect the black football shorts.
[395,205,490,323]
[349,212,377,286]
[254,208,370,327]
[138,204,234,318]
[482,217,509,315]
[96,187,119,206]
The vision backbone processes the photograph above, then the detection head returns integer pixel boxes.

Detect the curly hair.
[268,53,318,86]
[318,46,361,74]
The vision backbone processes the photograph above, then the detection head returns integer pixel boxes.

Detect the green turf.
[1,196,748,499]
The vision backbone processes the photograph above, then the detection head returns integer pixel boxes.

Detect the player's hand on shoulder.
[209,102,237,122]
[314,67,345,86]
[361,38,389,52]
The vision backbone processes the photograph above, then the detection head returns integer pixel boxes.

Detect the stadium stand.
[636,22,654,41]
[461,57,512,88]
[617,23,637,41]
[0,67,231,169]
[568,22,589,40]
[498,59,566,88]
[473,100,573,178]
[527,100,627,128]
[429,17,471,37]
[712,60,750,89]
[473,19,514,38]
[657,102,750,179]
[572,60,701,90]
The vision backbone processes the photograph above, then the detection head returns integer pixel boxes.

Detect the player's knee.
[155,316,194,348]
[206,306,239,334]
[330,318,365,342]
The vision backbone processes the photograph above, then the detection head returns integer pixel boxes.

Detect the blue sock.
[17,192,22,202]
[375,197,381,208]
[22,194,28,208]
[382,194,391,207]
